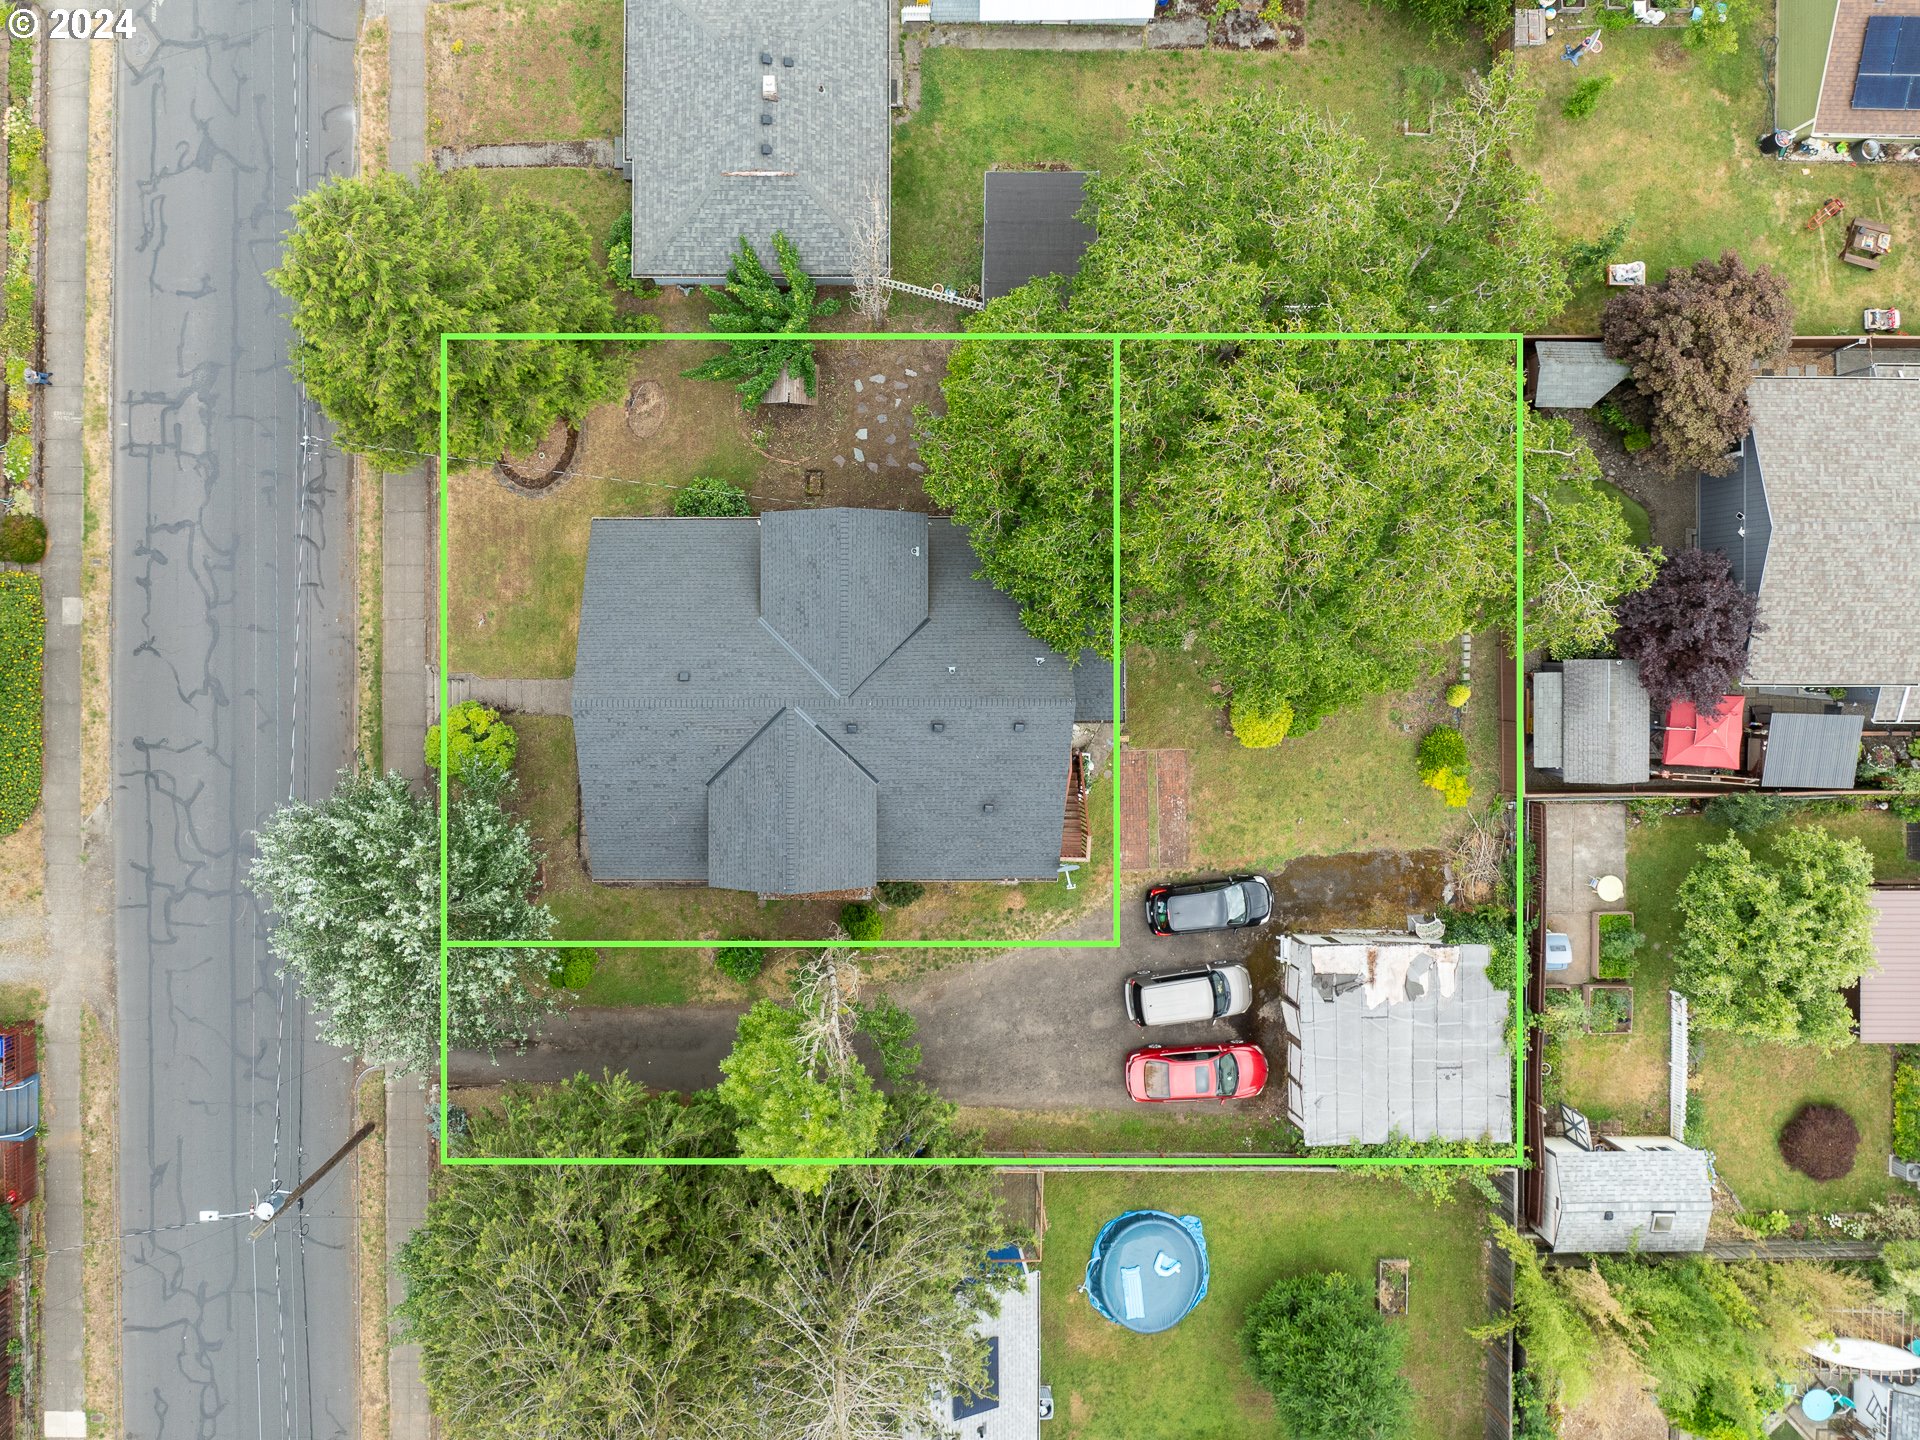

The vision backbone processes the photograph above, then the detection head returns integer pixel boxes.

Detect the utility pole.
[249,1120,377,1241]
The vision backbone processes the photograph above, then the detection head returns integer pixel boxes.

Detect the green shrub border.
[1894,1058,1920,1161]
[0,573,42,834]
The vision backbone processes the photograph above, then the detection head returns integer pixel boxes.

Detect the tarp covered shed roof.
[1533,341,1630,409]
[1860,889,1920,1043]
[1759,710,1866,788]
[982,171,1096,301]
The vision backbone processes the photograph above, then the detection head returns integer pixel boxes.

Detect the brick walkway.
[1119,748,1192,872]
[1120,750,1150,870]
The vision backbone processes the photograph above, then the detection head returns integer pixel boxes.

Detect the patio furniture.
[1803,1389,1838,1424]
[1843,219,1893,270]
[1606,261,1645,286]
[1591,874,1625,903]
[1661,696,1747,770]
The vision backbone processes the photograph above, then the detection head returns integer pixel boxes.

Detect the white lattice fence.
[1669,990,1690,1140]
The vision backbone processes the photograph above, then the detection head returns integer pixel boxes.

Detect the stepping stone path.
[853,448,865,463]
[856,428,868,440]
[871,374,887,383]
[854,379,864,393]
[834,455,846,467]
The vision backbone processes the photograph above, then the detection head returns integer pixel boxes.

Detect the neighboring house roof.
[982,171,1096,301]
[1740,377,1920,686]
[572,510,1100,892]
[1540,1136,1713,1253]
[622,0,890,284]
[1808,0,1920,139]
[1533,341,1629,409]
[1861,889,1920,1043]
[1279,933,1512,1147]
[1759,710,1866,788]
[1696,435,1771,595]
[1556,660,1651,785]
[926,1262,1041,1440]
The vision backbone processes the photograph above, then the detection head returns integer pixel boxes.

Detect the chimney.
[762,73,778,101]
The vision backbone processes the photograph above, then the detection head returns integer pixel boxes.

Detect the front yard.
[1039,1172,1489,1440]
[425,0,623,148]
[1553,804,1920,1211]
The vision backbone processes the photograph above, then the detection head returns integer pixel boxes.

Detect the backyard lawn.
[425,0,623,148]
[1554,804,1920,1209]
[1124,635,1504,874]
[1039,1172,1489,1440]
[1520,26,1920,333]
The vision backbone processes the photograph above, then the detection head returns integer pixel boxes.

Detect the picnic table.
[1843,219,1894,270]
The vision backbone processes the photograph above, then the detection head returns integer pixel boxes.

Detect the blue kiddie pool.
[1083,1210,1209,1334]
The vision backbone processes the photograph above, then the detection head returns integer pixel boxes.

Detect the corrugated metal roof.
[1861,889,1920,1042]
[624,0,890,283]
[1559,660,1651,785]
[707,708,878,894]
[1759,710,1865,788]
[982,171,1096,301]
[573,513,1092,891]
[1282,934,1512,1147]
[1534,341,1630,409]
[1541,1137,1712,1253]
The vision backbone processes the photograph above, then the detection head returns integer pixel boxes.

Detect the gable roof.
[1533,341,1630,409]
[1741,377,1920,686]
[1557,659,1651,785]
[573,511,1095,893]
[758,508,929,696]
[1542,1138,1712,1253]
[982,171,1096,301]
[622,0,890,284]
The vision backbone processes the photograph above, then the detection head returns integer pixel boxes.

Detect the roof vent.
[760,113,772,126]
[760,50,772,64]
[982,802,995,815]
[947,665,957,674]
[845,722,859,734]
[761,143,772,156]
[931,721,946,733]
[676,671,691,682]
[1013,721,1025,733]
[1034,655,1047,665]
[762,74,778,101]
[782,54,794,66]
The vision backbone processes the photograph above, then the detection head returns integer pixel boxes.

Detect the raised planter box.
[1593,910,1638,981]
[1582,981,1634,1036]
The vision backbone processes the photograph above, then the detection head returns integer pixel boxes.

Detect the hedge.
[0,573,42,834]
[1896,1059,1920,1160]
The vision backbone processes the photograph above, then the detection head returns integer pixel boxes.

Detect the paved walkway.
[1118,748,1190,872]
[38,36,109,1440]
[1541,800,1628,983]
[920,22,1144,49]
[387,0,426,177]
[381,469,431,786]
[385,1074,430,1440]
[447,674,572,716]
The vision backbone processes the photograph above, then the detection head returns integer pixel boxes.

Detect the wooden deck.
[1061,750,1092,864]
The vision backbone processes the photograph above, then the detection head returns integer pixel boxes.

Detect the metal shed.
[1759,710,1866,789]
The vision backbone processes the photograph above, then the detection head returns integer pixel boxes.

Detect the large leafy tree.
[398,1074,1015,1440]
[1240,1272,1413,1440]
[1612,547,1760,711]
[682,231,840,409]
[249,768,556,1071]
[1522,415,1662,657]
[1601,251,1794,475]
[272,169,629,470]
[1673,827,1877,1048]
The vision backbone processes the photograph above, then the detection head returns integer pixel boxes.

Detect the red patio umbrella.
[1661,697,1747,769]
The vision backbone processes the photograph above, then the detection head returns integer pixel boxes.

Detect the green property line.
[1514,334,1530,1173]
[440,330,1528,343]
[436,331,1530,1167]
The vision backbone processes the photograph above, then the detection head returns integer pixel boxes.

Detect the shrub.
[1417,725,1473,807]
[1589,988,1631,1033]
[672,475,753,518]
[1704,791,1785,835]
[1562,74,1615,121]
[852,995,922,1083]
[1735,1209,1791,1238]
[547,952,595,990]
[603,212,655,298]
[1230,696,1293,749]
[1881,768,1920,823]
[714,943,764,983]
[0,574,42,835]
[0,512,45,563]
[424,700,517,784]
[1778,1103,1860,1181]
[1444,682,1470,708]
[1240,1272,1412,1440]
[1895,1060,1920,1160]
[876,880,925,909]
[840,902,884,942]
[1596,914,1647,980]
[1440,903,1515,947]
[1539,987,1587,1042]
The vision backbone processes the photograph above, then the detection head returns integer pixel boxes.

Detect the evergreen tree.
[682,232,840,409]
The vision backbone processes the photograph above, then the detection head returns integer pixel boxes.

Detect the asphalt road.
[113,2,360,1437]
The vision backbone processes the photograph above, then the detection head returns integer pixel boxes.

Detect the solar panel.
[1855,16,1920,109]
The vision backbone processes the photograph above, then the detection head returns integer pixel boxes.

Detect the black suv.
[1144,875,1273,936]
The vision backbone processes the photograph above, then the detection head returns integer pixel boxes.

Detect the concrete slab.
[1541,801,1629,984]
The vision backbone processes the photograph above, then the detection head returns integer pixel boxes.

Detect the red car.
[1124,1043,1268,1103]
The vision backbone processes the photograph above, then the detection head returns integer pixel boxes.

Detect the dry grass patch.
[355,461,381,765]
[0,815,42,920]
[425,0,622,148]
[359,18,391,174]
[356,1074,389,1440]
[81,1006,119,1438]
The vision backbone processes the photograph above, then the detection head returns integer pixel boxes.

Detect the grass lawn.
[894,12,1478,291]
[1125,642,1500,873]
[425,0,622,148]
[468,167,630,266]
[1519,27,1920,333]
[960,1105,1285,1158]
[1597,478,1653,549]
[1039,1172,1488,1440]
[507,715,1113,958]
[1555,804,1918,1208]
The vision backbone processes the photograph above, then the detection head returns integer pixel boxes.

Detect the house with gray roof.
[1531,659,1652,786]
[1699,375,1920,721]
[1276,931,1512,1147]
[571,508,1110,895]
[1537,1134,1712,1254]
[621,0,890,285]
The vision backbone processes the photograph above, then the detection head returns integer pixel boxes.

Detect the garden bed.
[1582,981,1634,1036]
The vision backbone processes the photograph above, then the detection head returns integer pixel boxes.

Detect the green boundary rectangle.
[436,330,1528,1171]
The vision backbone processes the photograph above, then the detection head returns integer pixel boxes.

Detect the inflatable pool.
[1083,1210,1209,1334]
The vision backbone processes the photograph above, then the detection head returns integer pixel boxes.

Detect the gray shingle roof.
[573,511,1088,892]
[1759,710,1865,789]
[1280,934,1512,1147]
[1534,341,1630,409]
[1541,1138,1712,1253]
[623,0,890,284]
[982,171,1096,301]
[1558,659,1651,785]
[760,509,929,696]
[1696,438,1771,594]
[1741,376,1920,686]
[708,708,878,894]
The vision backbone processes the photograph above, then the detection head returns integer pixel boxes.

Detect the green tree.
[682,232,840,409]
[272,170,630,470]
[249,768,557,1071]
[1240,1272,1413,1440]
[717,951,889,1186]
[424,700,517,785]
[1672,827,1876,1048]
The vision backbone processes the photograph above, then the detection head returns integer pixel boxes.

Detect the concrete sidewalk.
[446,675,572,716]
[384,1074,430,1440]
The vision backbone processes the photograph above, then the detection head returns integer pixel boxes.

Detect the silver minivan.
[1124,964,1255,1027]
